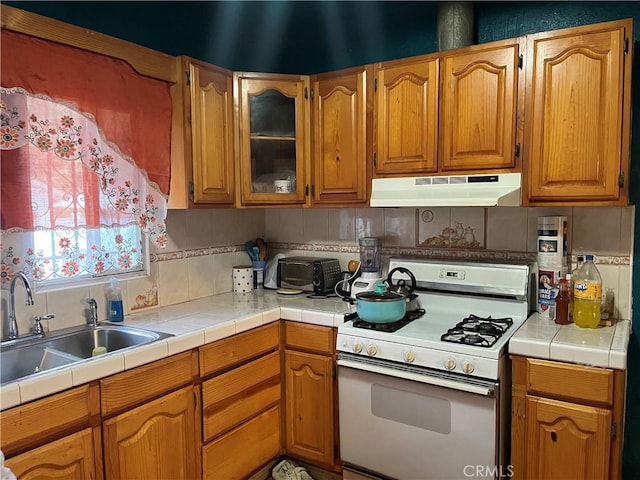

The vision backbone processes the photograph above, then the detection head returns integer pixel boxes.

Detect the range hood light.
[370,173,522,207]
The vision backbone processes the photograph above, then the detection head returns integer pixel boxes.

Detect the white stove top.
[336,257,535,380]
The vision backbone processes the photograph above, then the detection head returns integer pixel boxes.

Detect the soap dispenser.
[107,278,124,322]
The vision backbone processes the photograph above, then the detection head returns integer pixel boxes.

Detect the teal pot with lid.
[355,284,406,323]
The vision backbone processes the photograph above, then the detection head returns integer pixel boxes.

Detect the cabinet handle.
[619,172,625,188]
[185,71,191,86]
[550,431,557,442]
[304,87,308,100]
[373,152,377,167]
[305,184,309,196]
[518,54,523,69]
[514,143,521,158]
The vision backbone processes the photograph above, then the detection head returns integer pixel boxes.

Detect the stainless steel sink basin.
[1,324,173,385]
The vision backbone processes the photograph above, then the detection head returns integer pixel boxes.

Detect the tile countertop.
[0,290,355,411]
[508,312,631,370]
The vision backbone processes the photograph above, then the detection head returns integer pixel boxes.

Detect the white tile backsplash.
[187,255,215,300]
[487,207,528,251]
[9,205,632,336]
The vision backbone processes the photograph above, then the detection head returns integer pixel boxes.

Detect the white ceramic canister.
[232,265,253,293]
[274,179,292,193]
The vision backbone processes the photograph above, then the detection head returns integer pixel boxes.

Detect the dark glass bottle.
[554,278,570,325]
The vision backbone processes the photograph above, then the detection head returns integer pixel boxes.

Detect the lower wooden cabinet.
[283,321,339,471]
[5,428,99,480]
[0,383,102,479]
[200,323,282,479]
[103,386,199,479]
[0,320,342,479]
[511,355,625,480]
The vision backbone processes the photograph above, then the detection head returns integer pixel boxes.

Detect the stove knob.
[462,361,475,374]
[366,344,378,356]
[444,358,456,371]
[352,342,363,354]
[403,350,416,364]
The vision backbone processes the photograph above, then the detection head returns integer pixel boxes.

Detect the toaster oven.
[277,256,342,294]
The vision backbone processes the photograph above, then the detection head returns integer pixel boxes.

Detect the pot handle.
[385,267,416,295]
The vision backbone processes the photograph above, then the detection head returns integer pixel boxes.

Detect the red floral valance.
[0,29,172,196]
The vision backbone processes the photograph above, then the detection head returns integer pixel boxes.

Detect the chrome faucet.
[7,271,34,339]
[87,298,99,326]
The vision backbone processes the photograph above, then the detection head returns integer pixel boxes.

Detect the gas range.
[336,257,535,380]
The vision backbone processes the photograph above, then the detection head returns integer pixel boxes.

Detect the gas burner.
[441,314,513,347]
[347,308,426,333]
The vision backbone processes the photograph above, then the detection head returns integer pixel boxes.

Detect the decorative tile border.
[150,243,630,266]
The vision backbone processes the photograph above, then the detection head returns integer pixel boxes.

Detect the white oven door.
[338,356,501,480]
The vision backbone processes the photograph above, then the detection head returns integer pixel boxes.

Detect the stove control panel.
[337,333,503,380]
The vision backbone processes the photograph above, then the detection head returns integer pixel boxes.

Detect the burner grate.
[441,314,513,348]
[347,308,426,333]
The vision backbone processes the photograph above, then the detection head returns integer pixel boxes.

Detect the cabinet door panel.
[525,25,627,202]
[284,350,334,466]
[313,67,368,205]
[525,396,611,480]
[441,44,518,171]
[103,387,198,480]
[375,58,439,174]
[237,75,309,205]
[202,405,280,480]
[5,428,97,480]
[190,62,235,204]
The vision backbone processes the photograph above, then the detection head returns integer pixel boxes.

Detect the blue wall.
[5,1,640,476]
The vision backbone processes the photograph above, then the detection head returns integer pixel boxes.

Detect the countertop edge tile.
[203,322,236,344]
[280,307,303,321]
[123,341,170,370]
[71,354,125,386]
[508,338,551,360]
[0,383,21,410]
[18,369,73,403]
[300,310,335,328]
[235,313,263,333]
[166,330,205,356]
[548,342,613,369]
[262,307,281,323]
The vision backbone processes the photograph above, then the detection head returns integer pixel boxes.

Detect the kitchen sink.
[0,324,173,385]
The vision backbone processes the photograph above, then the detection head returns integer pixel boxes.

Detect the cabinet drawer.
[285,321,335,355]
[526,358,614,406]
[202,405,280,480]
[101,351,197,416]
[202,351,281,442]
[0,384,99,456]
[200,322,279,377]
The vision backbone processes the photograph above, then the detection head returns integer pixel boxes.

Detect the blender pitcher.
[359,237,381,274]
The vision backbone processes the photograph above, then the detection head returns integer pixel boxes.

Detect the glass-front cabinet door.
[236,73,310,205]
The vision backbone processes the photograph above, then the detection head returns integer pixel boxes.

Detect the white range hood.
[370,173,522,207]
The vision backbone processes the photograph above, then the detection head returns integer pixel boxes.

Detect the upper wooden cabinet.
[374,55,439,175]
[440,41,520,172]
[523,19,632,205]
[311,65,371,206]
[186,58,235,205]
[235,73,310,206]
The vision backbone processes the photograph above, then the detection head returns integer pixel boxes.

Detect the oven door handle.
[337,358,496,397]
